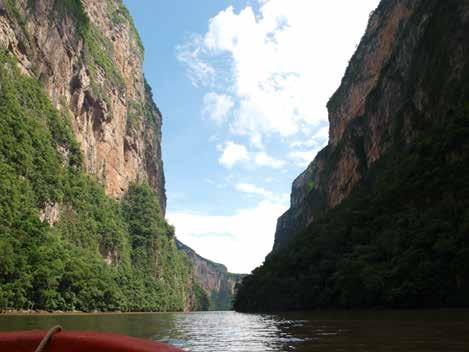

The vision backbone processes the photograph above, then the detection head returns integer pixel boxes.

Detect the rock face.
[0,0,166,212]
[0,0,240,312]
[176,240,244,310]
[274,0,469,250]
[234,0,469,312]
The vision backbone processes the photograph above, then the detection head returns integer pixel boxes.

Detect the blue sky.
[124,0,379,273]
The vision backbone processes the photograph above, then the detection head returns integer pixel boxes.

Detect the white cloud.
[167,199,288,273]
[218,142,285,169]
[205,178,216,185]
[290,125,329,149]
[236,182,289,204]
[235,182,272,198]
[254,151,285,169]
[289,139,317,149]
[176,36,216,87]
[287,125,329,166]
[178,0,379,144]
[203,92,235,125]
[172,1,380,272]
[218,141,250,168]
[288,148,322,168]
[313,126,330,141]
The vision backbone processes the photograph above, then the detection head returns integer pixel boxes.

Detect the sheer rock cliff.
[176,240,244,310]
[274,0,468,250]
[235,0,469,312]
[274,0,469,250]
[0,0,166,213]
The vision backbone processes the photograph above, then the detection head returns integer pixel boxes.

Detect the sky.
[123,0,380,274]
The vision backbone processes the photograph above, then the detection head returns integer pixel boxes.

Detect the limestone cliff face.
[176,240,244,310]
[274,0,468,250]
[0,0,166,213]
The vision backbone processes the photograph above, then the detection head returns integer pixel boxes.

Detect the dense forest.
[0,50,197,312]
[234,0,469,312]
[234,103,469,312]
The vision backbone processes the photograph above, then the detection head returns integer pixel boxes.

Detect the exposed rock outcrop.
[274,0,469,250]
[235,0,469,312]
[0,0,240,313]
[0,0,166,213]
[176,240,244,310]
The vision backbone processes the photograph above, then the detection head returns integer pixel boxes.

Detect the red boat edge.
[0,330,183,352]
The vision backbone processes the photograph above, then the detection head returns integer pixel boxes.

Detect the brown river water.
[0,310,468,351]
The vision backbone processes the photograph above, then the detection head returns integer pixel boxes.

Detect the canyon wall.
[0,0,166,213]
[0,0,220,312]
[274,0,468,250]
[235,0,469,312]
[177,240,244,310]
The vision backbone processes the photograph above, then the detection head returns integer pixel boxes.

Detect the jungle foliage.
[235,0,469,312]
[234,106,469,312]
[0,50,193,312]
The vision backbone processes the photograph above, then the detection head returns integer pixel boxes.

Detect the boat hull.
[0,330,183,352]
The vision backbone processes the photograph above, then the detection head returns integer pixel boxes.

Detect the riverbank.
[0,310,190,316]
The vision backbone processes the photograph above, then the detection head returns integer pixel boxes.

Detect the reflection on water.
[0,310,468,351]
[159,312,304,351]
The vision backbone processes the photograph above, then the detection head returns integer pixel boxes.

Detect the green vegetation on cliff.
[0,50,195,312]
[234,106,469,312]
[54,0,136,96]
[175,240,244,311]
[191,284,210,311]
[235,0,469,313]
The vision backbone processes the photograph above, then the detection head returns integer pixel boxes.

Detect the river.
[0,310,468,351]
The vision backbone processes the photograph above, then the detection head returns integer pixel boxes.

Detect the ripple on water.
[151,311,305,352]
[149,310,469,352]
[1,309,469,351]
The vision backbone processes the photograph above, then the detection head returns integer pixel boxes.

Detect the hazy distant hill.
[176,240,244,311]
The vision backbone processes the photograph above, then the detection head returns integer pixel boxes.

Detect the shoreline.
[0,310,189,316]
[1,308,467,317]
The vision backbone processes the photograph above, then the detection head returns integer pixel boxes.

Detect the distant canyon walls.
[177,240,244,310]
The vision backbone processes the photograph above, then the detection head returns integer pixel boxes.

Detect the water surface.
[0,310,468,351]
